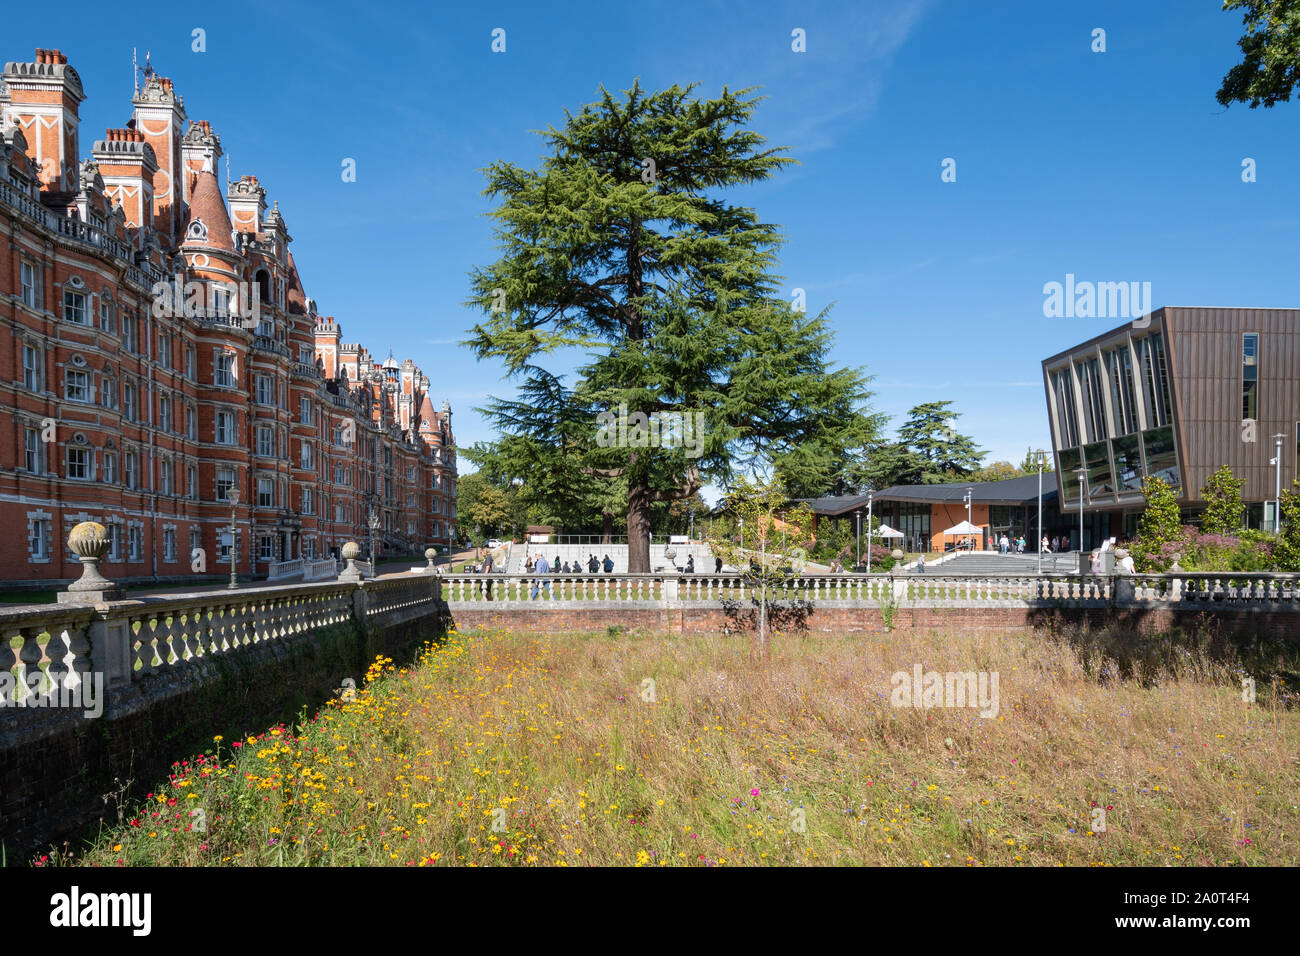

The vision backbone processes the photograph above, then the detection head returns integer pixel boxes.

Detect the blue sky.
[11,1,1298,500]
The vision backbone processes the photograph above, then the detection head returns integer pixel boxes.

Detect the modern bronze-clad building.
[1042,307,1300,547]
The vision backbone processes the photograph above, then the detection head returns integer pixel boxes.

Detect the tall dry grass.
[56,623,1297,867]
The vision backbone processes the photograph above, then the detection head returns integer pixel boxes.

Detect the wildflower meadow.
[42,626,1299,867]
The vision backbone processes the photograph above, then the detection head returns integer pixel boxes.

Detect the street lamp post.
[1075,468,1086,553]
[1034,449,1047,574]
[963,487,973,550]
[226,487,240,590]
[855,510,861,568]
[368,504,380,579]
[866,492,874,573]
[1272,433,1285,533]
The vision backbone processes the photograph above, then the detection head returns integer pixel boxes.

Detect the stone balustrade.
[0,577,439,720]
[303,557,341,581]
[0,528,445,730]
[4,524,1298,732]
[437,570,1300,609]
[266,558,305,581]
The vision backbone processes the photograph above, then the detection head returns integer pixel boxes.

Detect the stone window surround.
[27,509,53,562]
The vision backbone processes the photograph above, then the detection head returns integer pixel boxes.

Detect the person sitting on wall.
[685,555,695,573]
[1089,551,1102,574]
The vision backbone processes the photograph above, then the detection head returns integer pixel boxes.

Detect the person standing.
[531,554,552,599]
[715,555,723,574]
[603,554,614,573]
[483,552,494,600]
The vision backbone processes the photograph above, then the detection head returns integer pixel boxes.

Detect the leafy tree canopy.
[1217,0,1300,108]
[466,81,882,570]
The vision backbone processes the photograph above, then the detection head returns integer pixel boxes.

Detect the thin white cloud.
[877,380,953,388]
[769,0,936,153]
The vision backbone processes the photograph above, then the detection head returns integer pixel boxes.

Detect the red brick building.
[0,48,456,587]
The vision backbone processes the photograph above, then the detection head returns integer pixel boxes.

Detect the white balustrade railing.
[0,604,99,707]
[265,557,336,582]
[266,558,305,581]
[303,557,340,581]
[4,569,1297,729]
[437,571,1300,608]
[0,576,441,724]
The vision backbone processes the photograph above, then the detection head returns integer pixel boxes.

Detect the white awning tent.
[940,519,983,550]
[874,523,904,539]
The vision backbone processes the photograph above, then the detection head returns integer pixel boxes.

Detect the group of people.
[997,534,1028,554]
[1041,536,1069,554]
[524,553,618,598]
[524,553,617,575]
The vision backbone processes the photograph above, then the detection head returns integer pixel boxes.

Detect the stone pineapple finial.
[58,521,123,604]
[338,541,364,582]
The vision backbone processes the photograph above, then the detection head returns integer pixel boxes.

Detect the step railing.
[303,557,340,581]
[266,558,305,581]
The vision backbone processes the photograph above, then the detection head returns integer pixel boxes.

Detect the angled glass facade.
[1048,330,1179,505]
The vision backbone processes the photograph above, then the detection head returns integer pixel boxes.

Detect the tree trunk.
[627,481,651,573]
[602,511,614,545]
[760,541,770,661]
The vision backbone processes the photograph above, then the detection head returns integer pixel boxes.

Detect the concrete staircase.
[504,542,716,574]
[919,551,1084,574]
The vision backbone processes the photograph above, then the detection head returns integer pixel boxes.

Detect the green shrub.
[1274,482,1300,572]
[1134,475,1181,571]
[1199,466,1246,536]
